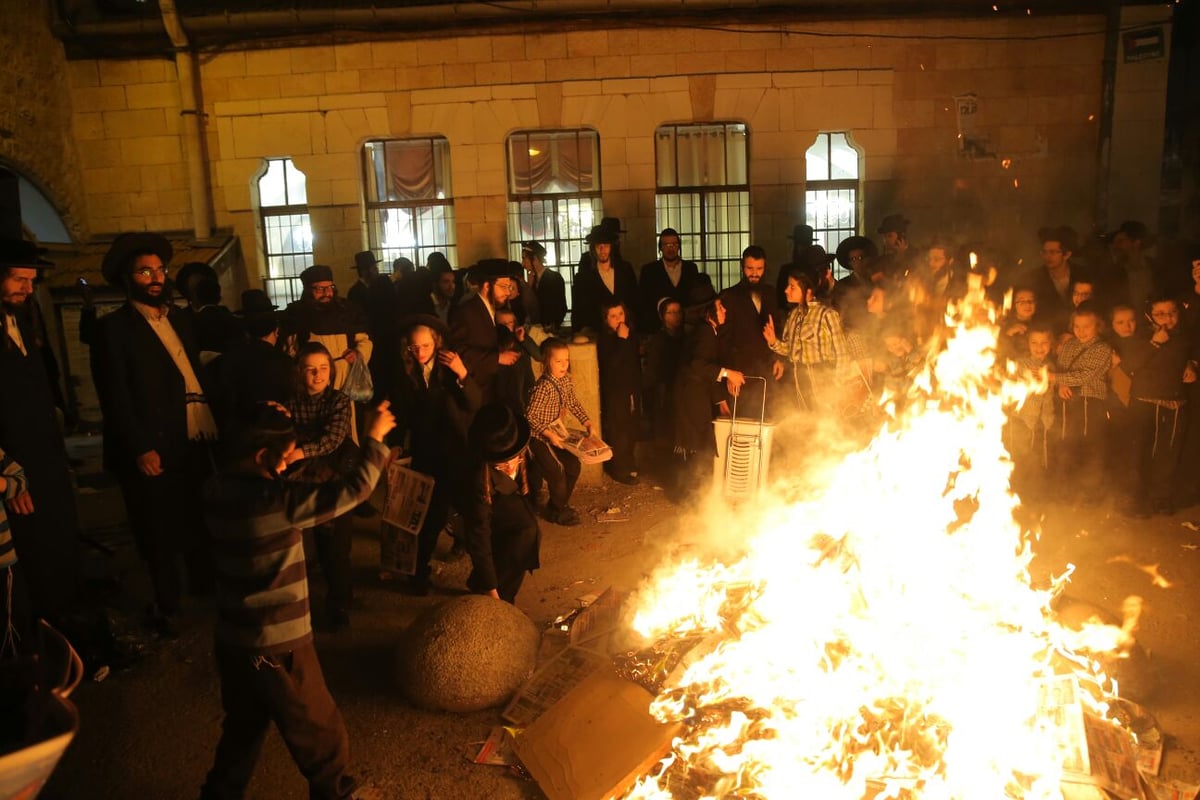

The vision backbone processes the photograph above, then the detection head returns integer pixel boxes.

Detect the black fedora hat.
[469,402,531,463]
[101,232,173,286]
[353,250,381,272]
[0,238,53,270]
[835,236,879,269]
[175,261,217,300]
[469,258,519,283]
[585,225,617,246]
[236,289,278,316]
[600,217,625,234]
[299,264,335,286]
[788,224,815,243]
[876,214,910,235]
[683,275,718,311]
[521,240,547,259]
[399,312,449,337]
[794,244,836,271]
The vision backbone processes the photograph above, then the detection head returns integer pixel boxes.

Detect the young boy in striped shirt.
[199,401,394,800]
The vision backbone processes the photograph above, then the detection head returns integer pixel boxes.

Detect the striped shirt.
[0,448,27,570]
[1055,337,1113,401]
[525,373,590,438]
[203,439,388,655]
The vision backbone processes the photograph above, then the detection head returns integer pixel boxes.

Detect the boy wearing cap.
[521,240,567,331]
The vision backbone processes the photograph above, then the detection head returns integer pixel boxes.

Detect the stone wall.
[60,14,1174,287]
[0,0,88,241]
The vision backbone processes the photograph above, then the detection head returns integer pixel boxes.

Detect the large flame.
[625,279,1130,799]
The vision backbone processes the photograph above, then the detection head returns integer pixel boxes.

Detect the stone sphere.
[395,595,540,712]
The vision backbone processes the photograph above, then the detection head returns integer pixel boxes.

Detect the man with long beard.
[0,238,82,634]
[93,233,219,637]
[719,245,785,417]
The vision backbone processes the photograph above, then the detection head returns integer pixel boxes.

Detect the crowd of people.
[2,212,1199,797]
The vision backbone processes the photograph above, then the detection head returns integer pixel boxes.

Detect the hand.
[137,450,163,477]
[1058,384,1073,400]
[439,349,468,380]
[584,420,596,438]
[716,400,731,417]
[1151,327,1170,345]
[762,315,777,346]
[498,350,521,366]
[724,369,745,396]
[264,400,292,417]
[772,360,785,381]
[365,400,397,443]
[6,490,34,515]
[545,430,565,448]
[1111,352,1121,368]
[343,349,358,365]
[1184,363,1197,384]
[1005,323,1027,337]
[617,322,630,339]
[285,447,305,465]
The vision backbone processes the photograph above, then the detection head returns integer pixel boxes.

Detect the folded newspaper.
[547,421,612,464]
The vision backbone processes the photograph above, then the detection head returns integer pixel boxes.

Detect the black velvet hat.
[469,402,531,462]
[101,232,173,286]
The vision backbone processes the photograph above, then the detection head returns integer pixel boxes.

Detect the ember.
[623,278,1138,799]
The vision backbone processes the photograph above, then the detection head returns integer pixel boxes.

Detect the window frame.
[361,136,458,271]
[803,131,864,280]
[653,122,752,292]
[256,157,313,307]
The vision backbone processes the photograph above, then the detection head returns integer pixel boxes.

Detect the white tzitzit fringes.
[1,567,20,659]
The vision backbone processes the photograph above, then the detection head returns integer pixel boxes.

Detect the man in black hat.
[448,259,521,404]
[463,403,540,604]
[204,289,294,429]
[831,234,881,332]
[874,213,916,280]
[638,228,702,333]
[93,232,219,635]
[719,245,784,414]
[184,265,244,358]
[521,240,567,330]
[573,225,638,334]
[0,238,82,623]
[346,250,380,311]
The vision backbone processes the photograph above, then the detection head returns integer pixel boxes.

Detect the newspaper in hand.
[547,420,612,464]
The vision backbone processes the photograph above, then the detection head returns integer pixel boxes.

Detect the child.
[876,324,923,409]
[596,300,642,484]
[287,342,357,631]
[1051,306,1113,503]
[1119,297,1194,516]
[1008,323,1056,502]
[1105,304,1138,496]
[199,402,394,800]
[494,310,537,419]
[524,338,595,526]
[1000,287,1039,361]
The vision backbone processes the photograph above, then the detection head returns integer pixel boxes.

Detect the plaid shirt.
[1055,337,1113,401]
[288,387,352,457]
[0,448,27,569]
[525,372,590,437]
[769,302,847,367]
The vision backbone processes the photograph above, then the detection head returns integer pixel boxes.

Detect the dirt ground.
[34,432,1200,800]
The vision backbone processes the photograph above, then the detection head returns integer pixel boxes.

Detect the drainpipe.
[160,0,213,240]
[1094,0,1121,230]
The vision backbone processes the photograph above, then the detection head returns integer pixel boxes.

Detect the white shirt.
[598,263,615,295]
[132,302,219,441]
[4,314,26,356]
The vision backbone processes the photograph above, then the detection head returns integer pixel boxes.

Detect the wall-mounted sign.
[1123,27,1164,62]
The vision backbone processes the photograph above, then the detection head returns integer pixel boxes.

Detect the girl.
[596,300,642,484]
[763,268,848,413]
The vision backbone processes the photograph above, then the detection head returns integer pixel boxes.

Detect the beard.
[130,282,168,307]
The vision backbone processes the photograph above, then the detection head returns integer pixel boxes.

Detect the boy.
[1118,297,1196,516]
[1106,304,1138,496]
[876,324,923,408]
[1008,323,1056,502]
[524,338,596,526]
[1051,306,1113,503]
[199,401,395,800]
[1,447,31,653]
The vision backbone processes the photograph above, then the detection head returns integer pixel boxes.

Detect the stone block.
[871,86,895,129]
[716,73,771,90]
[546,57,595,82]
[867,43,906,70]
[594,55,631,79]
[140,162,188,191]
[398,65,446,90]
[359,68,398,93]
[323,70,362,95]
[371,42,420,68]
[725,49,766,73]
[771,72,821,89]
[513,98,539,127]
[567,30,609,58]
[627,162,654,190]
[482,194,507,222]
[335,43,374,72]
[82,166,135,196]
[213,99,262,117]
[688,75,716,121]
[243,49,293,77]
[608,28,640,54]
[258,97,320,114]
[73,86,127,113]
[562,80,602,98]
[67,60,100,89]
[412,86,491,106]
[491,35,526,62]
[386,91,413,134]
[629,54,677,78]
[444,63,475,87]
[119,135,183,166]
[822,70,859,87]
[290,46,336,74]
[859,69,894,86]
[323,108,370,154]
[73,112,105,141]
[525,32,567,60]
[202,52,247,80]
[852,128,898,157]
[750,157,780,186]
[124,82,178,111]
[475,62,513,86]
[232,113,312,158]
[416,39,465,67]
[103,108,169,139]
[78,139,124,169]
[510,59,546,84]
[765,47,815,72]
[319,92,386,111]
[228,75,283,102]
[490,84,536,100]
[278,73,326,99]
[602,78,649,96]
[97,60,146,87]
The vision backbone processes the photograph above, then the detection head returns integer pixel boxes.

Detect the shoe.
[609,472,639,485]
[544,506,581,526]
[353,503,378,519]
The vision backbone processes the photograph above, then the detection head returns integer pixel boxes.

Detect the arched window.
[0,167,71,243]
[506,129,603,314]
[362,136,457,270]
[256,158,312,306]
[804,132,862,278]
[655,122,750,291]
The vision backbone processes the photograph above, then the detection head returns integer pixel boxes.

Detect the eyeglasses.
[134,267,168,279]
[848,255,868,263]
[310,285,335,295]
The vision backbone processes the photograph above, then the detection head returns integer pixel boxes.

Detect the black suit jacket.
[638,259,701,332]
[718,280,779,375]
[448,293,501,400]
[534,268,567,329]
[93,303,205,473]
[572,260,638,334]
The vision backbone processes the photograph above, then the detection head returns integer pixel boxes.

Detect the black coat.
[0,307,82,611]
[389,360,481,479]
[533,268,567,330]
[673,322,727,454]
[93,303,205,474]
[718,279,778,377]
[572,260,638,334]
[448,293,501,401]
[638,259,701,332]
[192,305,245,354]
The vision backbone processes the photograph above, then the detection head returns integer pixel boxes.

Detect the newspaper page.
[547,420,612,464]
